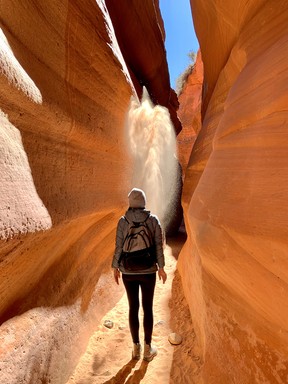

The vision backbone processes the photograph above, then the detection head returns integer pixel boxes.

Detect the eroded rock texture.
[178,0,288,382]
[0,1,174,383]
[177,50,203,175]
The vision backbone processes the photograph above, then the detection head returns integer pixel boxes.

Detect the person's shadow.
[103,359,149,384]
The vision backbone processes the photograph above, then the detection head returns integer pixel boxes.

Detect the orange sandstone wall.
[179,0,288,382]
[177,51,203,175]
[0,1,172,383]
[0,2,132,382]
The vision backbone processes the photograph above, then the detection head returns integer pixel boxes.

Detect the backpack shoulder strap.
[142,214,154,244]
[144,214,150,223]
[122,216,133,247]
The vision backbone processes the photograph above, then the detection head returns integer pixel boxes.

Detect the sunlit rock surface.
[178,0,288,382]
[177,51,203,175]
[0,1,174,383]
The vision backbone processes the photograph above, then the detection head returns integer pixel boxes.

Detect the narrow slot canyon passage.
[66,234,200,384]
[2,0,288,383]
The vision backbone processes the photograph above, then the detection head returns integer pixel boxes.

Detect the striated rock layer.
[0,1,174,383]
[178,0,288,382]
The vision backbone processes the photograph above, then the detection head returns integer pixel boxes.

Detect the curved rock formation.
[178,0,288,382]
[6,0,287,382]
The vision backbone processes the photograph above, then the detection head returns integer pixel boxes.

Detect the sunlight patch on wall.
[0,111,51,239]
[0,28,42,103]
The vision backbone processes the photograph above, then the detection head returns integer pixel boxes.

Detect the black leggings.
[122,273,156,345]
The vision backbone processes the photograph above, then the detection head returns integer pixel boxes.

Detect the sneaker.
[143,343,157,362]
[132,343,142,360]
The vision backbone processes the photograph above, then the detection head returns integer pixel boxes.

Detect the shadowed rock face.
[105,0,182,135]
[177,0,288,382]
[0,1,177,382]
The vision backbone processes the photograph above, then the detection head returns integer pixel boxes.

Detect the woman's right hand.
[158,268,167,284]
[113,268,121,285]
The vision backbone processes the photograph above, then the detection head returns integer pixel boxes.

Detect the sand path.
[66,235,200,384]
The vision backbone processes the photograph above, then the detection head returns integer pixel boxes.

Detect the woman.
[112,188,167,362]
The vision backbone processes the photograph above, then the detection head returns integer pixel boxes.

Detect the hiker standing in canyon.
[112,188,167,362]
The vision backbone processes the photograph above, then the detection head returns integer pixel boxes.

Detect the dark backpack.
[120,215,156,272]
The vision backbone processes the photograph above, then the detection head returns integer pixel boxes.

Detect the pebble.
[168,332,182,345]
[103,320,114,329]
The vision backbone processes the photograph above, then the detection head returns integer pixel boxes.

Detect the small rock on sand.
[168,332,182,345]
[103,320,114,329]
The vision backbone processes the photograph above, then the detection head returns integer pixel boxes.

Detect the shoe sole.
[143,352,157,362]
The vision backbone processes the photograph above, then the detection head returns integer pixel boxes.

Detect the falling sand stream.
[125,88,178,232]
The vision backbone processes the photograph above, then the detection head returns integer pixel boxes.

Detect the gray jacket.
[112,208,165,274]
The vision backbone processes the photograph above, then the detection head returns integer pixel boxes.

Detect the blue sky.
[159,0,199,89]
